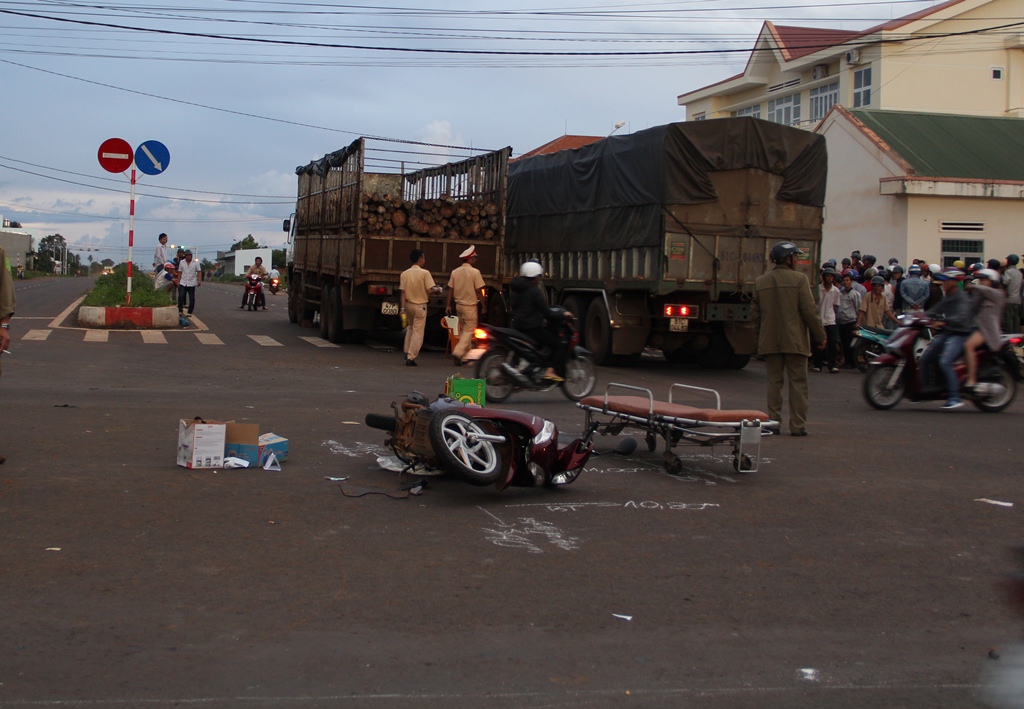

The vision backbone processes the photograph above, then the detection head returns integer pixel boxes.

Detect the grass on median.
[81,264,176,307]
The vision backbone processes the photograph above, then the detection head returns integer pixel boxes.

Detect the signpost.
[97,138,170,304]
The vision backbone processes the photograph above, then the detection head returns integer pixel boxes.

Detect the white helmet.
[975,268,1000,282]
[520,261,544,278]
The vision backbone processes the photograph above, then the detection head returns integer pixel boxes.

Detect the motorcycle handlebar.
[365,413,397,432]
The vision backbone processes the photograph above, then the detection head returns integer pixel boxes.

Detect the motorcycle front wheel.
[427,411,504,486]
[863,364,905,410]
[476,349,514,403]
[561,354,597,401]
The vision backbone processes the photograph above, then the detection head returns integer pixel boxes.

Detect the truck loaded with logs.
[285,117,827,367]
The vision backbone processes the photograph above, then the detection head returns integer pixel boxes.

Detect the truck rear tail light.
[664,305,693,318]
[368,285,390,295]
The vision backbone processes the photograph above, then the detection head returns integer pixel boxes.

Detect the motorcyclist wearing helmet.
[963,268,1006,392]
[857,275,897,329]
[751,242,826,436]
[920,269,974,410]
[1003,254,1022,334]
[510,261,571,381]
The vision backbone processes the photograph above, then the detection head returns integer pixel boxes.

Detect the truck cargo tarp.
[507,118,827,253]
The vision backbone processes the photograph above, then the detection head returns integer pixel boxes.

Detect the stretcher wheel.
[733,453,753,473]
[645,431,657,452]
[664,452,682,474]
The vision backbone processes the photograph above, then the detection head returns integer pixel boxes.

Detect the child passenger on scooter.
[963,268,1006,392]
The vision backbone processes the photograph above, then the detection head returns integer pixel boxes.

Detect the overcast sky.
[0,0,944,268]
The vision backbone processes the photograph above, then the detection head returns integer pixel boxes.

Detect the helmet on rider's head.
[821,267,836,277]
[862,254,876,265]
[953,260,965,269]
[975,268,1000,282]
[907,265,921,275]
[519,261,544,278]
[935,269,965,282]
[845,269,859,279]
[870,275,885,286]
[769,241,805,264]
[841,257,852,266]
[1008,254,1021,266]
[987,258,1002,270]
[929,264,942,275]
[405,391,429,407]
[891,264,904,274]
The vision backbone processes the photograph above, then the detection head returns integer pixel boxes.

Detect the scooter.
[268,277,281,295]
[863,312,1022,412]
[851,318,933,371]
[463,308,597,403]
[243,274,265,311]
[365,391,596,490]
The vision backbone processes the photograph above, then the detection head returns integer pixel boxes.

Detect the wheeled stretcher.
[578,383,779,473]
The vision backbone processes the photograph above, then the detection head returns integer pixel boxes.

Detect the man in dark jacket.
[510,261,570,381]
[751,242,826,436]
[920,269,973,410]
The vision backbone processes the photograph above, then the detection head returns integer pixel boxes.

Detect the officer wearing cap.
[446,245,486,366]
[751,242,826,436]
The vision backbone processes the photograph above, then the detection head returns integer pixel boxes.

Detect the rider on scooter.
[510,261,572,382]
[919,269,973,410]
[240,257,268,310]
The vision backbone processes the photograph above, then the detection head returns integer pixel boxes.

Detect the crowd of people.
[813,249,1022,408]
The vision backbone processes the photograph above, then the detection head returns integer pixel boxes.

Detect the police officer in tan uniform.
[399,249,441,366]
[0,246,15,464]
[751,242,826,436]
[446,245,486,366]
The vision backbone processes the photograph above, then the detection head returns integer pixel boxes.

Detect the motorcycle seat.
[861,326,892,337]
[490,325,540,348]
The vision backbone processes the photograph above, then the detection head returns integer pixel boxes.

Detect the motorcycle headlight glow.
[532,420,556,447]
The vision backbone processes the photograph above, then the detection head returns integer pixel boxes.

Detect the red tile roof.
[769,23,861,61]
[516,135,603,160]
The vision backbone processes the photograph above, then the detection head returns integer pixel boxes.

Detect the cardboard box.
[222,422,262,466]
[258,433,288,465]
[177,419,227,469]
[446,375,486,406]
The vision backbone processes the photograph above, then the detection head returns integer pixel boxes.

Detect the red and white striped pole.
[126,168,136,305]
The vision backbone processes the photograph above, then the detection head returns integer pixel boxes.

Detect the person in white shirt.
[153,233,171,273]
[812,267,841,373]
[176,250,202,315]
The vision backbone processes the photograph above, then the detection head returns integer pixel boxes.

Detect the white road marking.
[300,336,339,348]
[83,330,108,342]
[195,333,223,345]
[479,507,579,554]
[248,335,282,347]
[141,331,166,344]
[22,329,52,341]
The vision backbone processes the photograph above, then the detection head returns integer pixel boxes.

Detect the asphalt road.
[1,277,1022,708]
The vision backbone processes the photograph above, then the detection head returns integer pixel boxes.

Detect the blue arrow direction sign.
[135,140,170,176]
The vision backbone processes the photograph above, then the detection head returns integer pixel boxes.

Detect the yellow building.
[677,0,1023,125]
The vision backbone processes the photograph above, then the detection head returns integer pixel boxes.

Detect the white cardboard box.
[177,419,227,469]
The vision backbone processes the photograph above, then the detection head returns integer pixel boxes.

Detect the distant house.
[217,247,272,276]
[515,135,603,160]
[677,0,1023,126]
[817,107,1024,265]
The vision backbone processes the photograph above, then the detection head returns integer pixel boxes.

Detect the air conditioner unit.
[812,65,828,80]
[845,49,861,65]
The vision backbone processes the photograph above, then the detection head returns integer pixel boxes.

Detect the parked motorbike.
[850,325,891,372]
[243,274,264,311]
[863,313,1022,412]
[365,391,596,490]
[463,309,597,403]
[268,277,281,295]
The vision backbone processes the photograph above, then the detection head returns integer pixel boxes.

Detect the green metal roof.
[850,110,1024,181]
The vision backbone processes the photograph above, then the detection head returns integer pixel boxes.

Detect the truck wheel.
[563,295,588,343]
[326,287,344,343]
[695,331,733,369]
[585,298,615,366]
[726,354,751,370]
[318,283,332,340]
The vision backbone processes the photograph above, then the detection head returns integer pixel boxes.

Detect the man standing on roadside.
[399,249,441,367]
[176,249,202,317]
[446,245,486,366]
[0,245,15,464]
[153,233,171,274]
[751,242,826,436]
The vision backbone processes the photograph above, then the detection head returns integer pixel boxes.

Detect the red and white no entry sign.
[97,138,133,173]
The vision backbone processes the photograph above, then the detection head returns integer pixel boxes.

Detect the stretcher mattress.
[579,395,768,423]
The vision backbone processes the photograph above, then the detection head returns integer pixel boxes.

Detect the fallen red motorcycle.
[863,312,1022,412]
[243,274,264,311]
[365,392,597,490]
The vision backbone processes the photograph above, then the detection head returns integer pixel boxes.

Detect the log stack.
[360,193,500,241]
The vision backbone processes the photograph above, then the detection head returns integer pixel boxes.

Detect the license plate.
[463,347,487,362]
[669,317,689,332]
[381,301,399,315]
[1015,345,1023,358]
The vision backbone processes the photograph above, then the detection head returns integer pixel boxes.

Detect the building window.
[853,67,872,108]
[809,82,839,122]
[692,113,706,121]
[992,67,1004,80]
[941,238,983,268]
[767,94,801,126]
[731,105,761,119]
[939,221,985,233]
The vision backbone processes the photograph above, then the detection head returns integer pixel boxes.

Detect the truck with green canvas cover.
[504,117,827,368]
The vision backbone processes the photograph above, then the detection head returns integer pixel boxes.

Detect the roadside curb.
[78,305,179,329]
